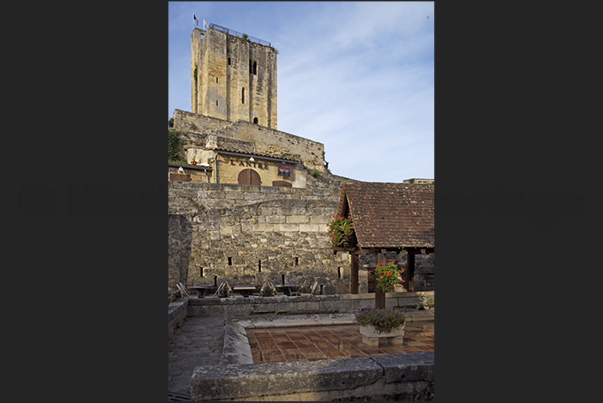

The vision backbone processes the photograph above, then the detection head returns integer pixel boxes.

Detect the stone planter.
[359,323,405,347]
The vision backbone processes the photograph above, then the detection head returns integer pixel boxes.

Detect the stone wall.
[168,179,435,293]
[186,292,435,317]
[172,110,232,134]
[168,182,351,292]
[172,109,326,172]
[168,165,210,183]
[168,214,192,288]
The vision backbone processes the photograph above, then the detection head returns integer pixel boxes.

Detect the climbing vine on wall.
[168,130,187,163]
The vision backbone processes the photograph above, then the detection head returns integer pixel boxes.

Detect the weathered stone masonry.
[168,181,434,293]
[168,182,351,291]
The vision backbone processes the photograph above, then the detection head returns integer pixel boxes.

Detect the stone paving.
[246,321,434,363]
[168,310,434,398]
[168,316,226,395]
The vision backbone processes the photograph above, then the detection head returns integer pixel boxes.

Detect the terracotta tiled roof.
[213,148,300,163]
[337,182,434,249]
[168,162,212,171]
[183,146,300,163]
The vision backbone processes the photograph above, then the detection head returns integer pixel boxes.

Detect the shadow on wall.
[168,214,193,289]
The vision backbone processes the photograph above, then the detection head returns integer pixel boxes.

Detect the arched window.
[253,117,258,124]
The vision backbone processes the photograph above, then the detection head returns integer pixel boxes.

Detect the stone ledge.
[221,321,254,365]
[371,352,435,383]
[168,298,189,320]
[191,352,434,401]
[186,293,433,317]
[235,313,356,331]
[168,298,189,340]
[191,357,383,401]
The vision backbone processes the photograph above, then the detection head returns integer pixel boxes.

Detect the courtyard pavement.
[167,309,434,399]
[168,316,226,397]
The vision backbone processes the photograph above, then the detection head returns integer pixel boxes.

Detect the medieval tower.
[190,25,277,129]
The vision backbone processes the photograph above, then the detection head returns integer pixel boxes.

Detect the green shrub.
[354,308,405,334]
[168,130,186,162]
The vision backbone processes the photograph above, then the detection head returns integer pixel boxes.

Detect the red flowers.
[375,260,403,293]
[327,216,354,247]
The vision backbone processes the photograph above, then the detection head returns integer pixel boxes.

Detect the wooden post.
[406,250,415,292]
[375,250,386,309]
[350,253,359,294]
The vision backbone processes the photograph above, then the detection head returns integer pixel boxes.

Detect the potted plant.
[326,215,355,247]
[354,307,406,347]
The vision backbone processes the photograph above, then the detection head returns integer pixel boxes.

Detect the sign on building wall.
[278,164,291,177]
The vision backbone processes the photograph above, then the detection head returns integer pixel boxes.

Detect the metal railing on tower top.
[208,23,272,47]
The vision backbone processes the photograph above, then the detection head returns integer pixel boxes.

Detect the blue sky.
[168,1,434,183]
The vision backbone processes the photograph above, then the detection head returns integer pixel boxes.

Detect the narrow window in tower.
[216,77,218,83]
[253,61,257,75]
[216,100,218,106]
[253,117,258,124]
[242,88,245,104]
[228,57,231,65]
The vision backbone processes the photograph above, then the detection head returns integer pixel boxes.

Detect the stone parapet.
[191,352,434,401]
[168,298,189,340]
[186,292,435,317]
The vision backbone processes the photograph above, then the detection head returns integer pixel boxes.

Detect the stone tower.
[190,25,277,129]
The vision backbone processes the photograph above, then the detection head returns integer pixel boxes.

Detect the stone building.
[168,23,434,293]
[190,24,277,129]
[403,178,434,185]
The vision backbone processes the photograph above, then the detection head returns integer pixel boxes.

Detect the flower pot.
[359,323,405,347]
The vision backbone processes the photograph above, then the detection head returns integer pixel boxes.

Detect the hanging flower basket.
[326,215,355,248]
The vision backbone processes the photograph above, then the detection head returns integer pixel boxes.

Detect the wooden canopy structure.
[333,182,434,307]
